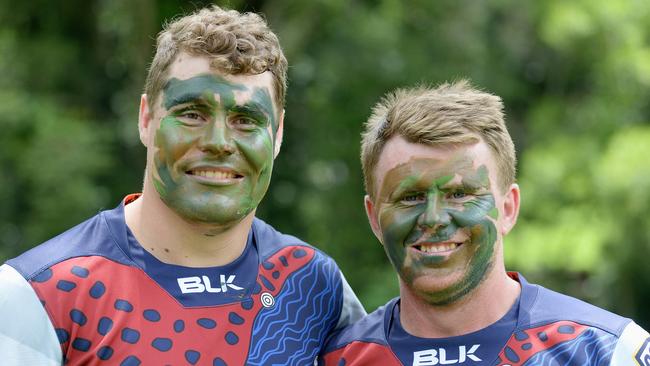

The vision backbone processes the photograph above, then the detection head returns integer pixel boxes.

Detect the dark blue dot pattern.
[89,281,106,299]
[279,256,289,267]
[33,268,53,283]
[338,359,346,366]
[558,325,576,334]
[241,298,254,310]
[259,275,275,291]
[71,266,89,278]
[70,309,87,326]
[121,328,140,344]
[213,358,228,366]
[114,299,133,312]
[97,346,114,360]
[97,317,113,335]
[293,249,307,258]
[55,328,69,344]
[173,319,185,333]
[185,350,201,365]
[251,282,262,294]
[225,331,239,345]
[504,346,519,362]
[71,338,91,351]
[514,331,529,341]
[143,309,161,322]
[228,312,244,325]
[538,331,549,342]
[57,280,76,292]
[197,318,216,329]
[495,321,592,366]
[120,355,141,366]
[27,244,319,365]
[152,337,173,351]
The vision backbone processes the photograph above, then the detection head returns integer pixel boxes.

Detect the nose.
[417,194,451,229]
[198,117,235,155]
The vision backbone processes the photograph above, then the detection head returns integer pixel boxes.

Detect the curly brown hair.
[144,5,288,113]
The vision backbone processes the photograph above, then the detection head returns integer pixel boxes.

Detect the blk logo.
[413,345,481,366]
[177,275,244,294]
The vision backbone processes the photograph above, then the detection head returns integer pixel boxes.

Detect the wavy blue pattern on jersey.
[523,328,617,366]
[246,256,341,365]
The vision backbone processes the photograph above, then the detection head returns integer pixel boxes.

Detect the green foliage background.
[1,0,649,327]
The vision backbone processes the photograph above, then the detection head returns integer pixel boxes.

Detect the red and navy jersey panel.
[7,202,347,365]
[320,274,637,366]
[321,341,401,365]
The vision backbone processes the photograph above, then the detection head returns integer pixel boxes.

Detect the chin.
[168,200,252,227]
[405,270,476,306]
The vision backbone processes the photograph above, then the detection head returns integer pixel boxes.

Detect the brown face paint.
[375,154,498,305]
[152,73,277,228]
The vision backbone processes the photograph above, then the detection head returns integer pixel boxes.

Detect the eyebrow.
[231,102,270,121]
[165,92,211,109]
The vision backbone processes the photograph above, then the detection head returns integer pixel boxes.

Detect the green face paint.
[152,73,277,227]
[376,155,498,305]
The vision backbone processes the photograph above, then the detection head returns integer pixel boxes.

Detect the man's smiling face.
[143,52,281,228]
[365,135,513,305]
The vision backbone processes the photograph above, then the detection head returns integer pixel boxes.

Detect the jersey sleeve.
[334,271,366,330]
[610,321,650,366]
[0,264,62,366]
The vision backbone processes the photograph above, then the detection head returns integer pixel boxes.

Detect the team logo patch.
[260,292,275,308]
[636,337,650,366]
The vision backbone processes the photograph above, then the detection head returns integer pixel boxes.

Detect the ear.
[364,195,384,244]
[500,183,520,235]
[138,94,153,147]
[273,109,285,159]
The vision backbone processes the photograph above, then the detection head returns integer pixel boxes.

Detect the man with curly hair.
[0,5,364,365]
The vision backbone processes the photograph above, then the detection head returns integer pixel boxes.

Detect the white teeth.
[419,243,458,253]
[193,170,236,180]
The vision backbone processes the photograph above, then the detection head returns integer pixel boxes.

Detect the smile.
[186,167,244,184]
[413,241,463,254]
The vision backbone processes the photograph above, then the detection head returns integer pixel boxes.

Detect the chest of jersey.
[31,245,338,365]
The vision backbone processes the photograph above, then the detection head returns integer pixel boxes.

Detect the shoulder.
[320,300,399,365]
[5,204,132,281]
[252,217,337,267]
[323,298,394,353]
[523,277,631,336]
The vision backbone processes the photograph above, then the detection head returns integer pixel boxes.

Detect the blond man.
[0,6,363,365]
[320,81,649,365]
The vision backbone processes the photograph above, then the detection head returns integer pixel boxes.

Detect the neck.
[398,265,520,338]
[124,186,254,267]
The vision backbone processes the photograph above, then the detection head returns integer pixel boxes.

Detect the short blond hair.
[144,5,287,112]
[361,80,516,198]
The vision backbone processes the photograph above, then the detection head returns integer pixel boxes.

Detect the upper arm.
[335,270,367,330]
[0,264,62,366]
[610,321,650,366]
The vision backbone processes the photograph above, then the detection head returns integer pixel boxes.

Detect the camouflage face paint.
[375,155,498,305]
[152,73,277,227]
